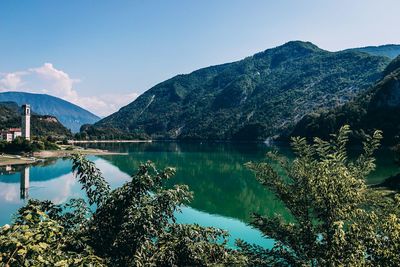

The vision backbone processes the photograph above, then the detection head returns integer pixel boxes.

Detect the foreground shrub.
[0,156,246,266]
[239,125,400,266]
[1,126,399,266]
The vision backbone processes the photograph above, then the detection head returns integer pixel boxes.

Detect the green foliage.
[0,137,60,154]
[31,116,72,139]
[240,125,400,266]
[0,155,246,266]
[0,101,72,139]
[0,138,33,154]
[72,155,110,206]
[290,55,400,145]
[70,156,244,266]
[2,126,400,266]
[0,201,104,266]
[149,224,244,266]
[93,41,389,141]
[350,44,400,60]
[383,54,400,75]
[77,124,149,140]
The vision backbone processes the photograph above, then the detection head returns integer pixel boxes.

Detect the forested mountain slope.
[0,92,100,133]
[0,102,72,138]
[289,55,400,144]
[350,44,400,59]
[93,41,390,141]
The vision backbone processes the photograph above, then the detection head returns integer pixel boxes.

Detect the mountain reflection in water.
[0,142,397,248]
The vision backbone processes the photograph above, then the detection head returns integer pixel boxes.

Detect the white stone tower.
[21,104,31,140]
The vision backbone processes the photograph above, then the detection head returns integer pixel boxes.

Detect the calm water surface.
[0,142,398,248]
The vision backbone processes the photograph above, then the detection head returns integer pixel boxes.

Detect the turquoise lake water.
[0,142,398,248]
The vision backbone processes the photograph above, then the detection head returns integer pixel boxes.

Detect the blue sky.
[0,0,399,116]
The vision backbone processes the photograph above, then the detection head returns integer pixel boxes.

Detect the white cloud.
[0,71,26,90]
[0,63,138,116]
[29,63,80,100]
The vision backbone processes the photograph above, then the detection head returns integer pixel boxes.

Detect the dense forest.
[91,41,390,141]
[77,124,148,140]
[349,44,400,59]
[289,55,400,144]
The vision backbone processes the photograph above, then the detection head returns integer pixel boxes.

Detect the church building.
[0,104,31,142]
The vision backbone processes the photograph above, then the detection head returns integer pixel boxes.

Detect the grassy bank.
[0,145,127,166]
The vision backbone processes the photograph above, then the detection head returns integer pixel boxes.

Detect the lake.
[0,142,398,248]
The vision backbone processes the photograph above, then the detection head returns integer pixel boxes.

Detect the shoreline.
[68,140,152,144]
[0,149,127,167]
[32,149,128,158]
[0,154,37,167]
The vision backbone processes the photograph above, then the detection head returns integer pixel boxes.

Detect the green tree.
[0,201,104,266]
[73,156,245,266]
[239,125,400,266]
[0,155,246,266]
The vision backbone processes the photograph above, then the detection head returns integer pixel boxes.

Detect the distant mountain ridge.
[91,41,390,141]
[350,44,400,59]
[0,92,100,132]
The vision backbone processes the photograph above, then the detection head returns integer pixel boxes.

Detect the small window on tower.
[27,108,30,115]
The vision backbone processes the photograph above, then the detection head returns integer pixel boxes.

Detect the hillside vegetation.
[289,55,400,144]
[350,44,400,59]
[0,92,100,132]
[0,102,72,139]
[93,41,390,141]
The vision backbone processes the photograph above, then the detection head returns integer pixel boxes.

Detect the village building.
[0,128,22,142]
[0,104,31,142]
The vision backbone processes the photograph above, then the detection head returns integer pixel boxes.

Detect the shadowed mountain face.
[93,41,390,141]
[0,92,100,132]
[289,55,400,144]
[0,101,72,138]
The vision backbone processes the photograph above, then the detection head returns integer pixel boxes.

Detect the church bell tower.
[21,104,31,140]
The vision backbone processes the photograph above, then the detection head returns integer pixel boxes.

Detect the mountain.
[0,101,20,125]
[0,101,72,138]
[350,44,400,59]
[289,55,400,144]
[92,41,390,141]
[0,92,100,132]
